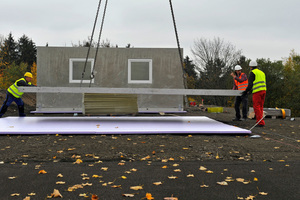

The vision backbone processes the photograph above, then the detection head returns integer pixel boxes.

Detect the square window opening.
[69,58,94,83]
[128,59,152,84]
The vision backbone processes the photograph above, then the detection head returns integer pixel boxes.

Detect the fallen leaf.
[145,193,154,200]
[200,184,209,188]
[79,193,88,197]
[56,181,66,185]
[253,177,258,181]
[91,194,99,200]
[28,193,36,196]
[141,155,151,160]
[11,193,20,196]
[174,169,181,172]
[74,159,83,164]
[130,185,143,190]
[67,184,83,191]
[51,189,63,198]
[82,182,92,186]
[121,176,127,179]
[8,176,16,180]
[259,192,268,195]
[236,178,245,182]
[187,174,194,177]
[57,173,63,178]
[130,168,137,172]
[199,166,207,171]
[168,176,178,179]
[111,185,122,188]
[162,165,168,169]
[217,181,228,186]
[101,167,108,171]
[23,197,30,200]
[206,170,214,174]
[38,170,47,174]
[122,193,135,197]
[245,195,255,200]
[153,181,163,185]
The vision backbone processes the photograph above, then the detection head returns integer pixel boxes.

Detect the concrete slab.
[0,116,251,135]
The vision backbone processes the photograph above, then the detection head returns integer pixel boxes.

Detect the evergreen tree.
[0,33,18,66]
[17,34,37,69]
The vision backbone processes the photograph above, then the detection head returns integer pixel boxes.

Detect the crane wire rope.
[89,0,109,87]
[80,0,103,87]
[169,0,188,108]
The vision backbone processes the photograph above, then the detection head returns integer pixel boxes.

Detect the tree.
[191,37,242,106]
[17,34,37,69]
[281,50,300,116]
[0,33,18,66]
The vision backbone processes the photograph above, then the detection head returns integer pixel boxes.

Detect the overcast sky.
[1,0,299,61]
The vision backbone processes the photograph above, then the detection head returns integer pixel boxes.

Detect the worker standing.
[242,61,267,127]
[0,72,36,118]
[231,65,248,121]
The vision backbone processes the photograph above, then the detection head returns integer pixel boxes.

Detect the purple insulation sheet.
[0,116,251,134]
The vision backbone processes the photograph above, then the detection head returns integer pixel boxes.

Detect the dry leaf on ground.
[51,189,63,198]
[153,181,163,185]
[130,185,143,190]
[38,170,47,174]
[91,194,99,200]
[217,181,228,186]
[145,193,154,200]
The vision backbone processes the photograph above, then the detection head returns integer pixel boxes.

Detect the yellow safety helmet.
[24,72,33,78]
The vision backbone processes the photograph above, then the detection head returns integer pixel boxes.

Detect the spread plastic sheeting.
[0,116,251,135]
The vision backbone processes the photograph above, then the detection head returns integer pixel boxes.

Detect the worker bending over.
[0,72,36,118]
[242,61,267,127]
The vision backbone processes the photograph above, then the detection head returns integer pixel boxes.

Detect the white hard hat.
[249,61,258,67]
[234,65,242,71]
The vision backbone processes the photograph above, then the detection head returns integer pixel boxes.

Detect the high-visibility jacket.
[252,69,266,93]
[234,73,248,91]
[7,78,32,98]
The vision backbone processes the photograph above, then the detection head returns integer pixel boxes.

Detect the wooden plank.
[19,87,242,96]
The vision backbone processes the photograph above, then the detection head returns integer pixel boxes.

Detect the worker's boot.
[0,105,8,118]
[18,105,26,117]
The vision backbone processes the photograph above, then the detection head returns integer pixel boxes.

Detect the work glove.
[241,91,247,96]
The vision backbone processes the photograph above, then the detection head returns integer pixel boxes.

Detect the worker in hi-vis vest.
[0,72,36,118]
[231,65,248,121]
[242,61,267,127]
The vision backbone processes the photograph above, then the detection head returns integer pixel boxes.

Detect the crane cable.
[169,0,188,108]
[90,0,109,87]
[169,0,187,89]
[80,0,103,87]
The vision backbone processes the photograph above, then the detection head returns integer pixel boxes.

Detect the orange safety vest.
[234,73,248,91]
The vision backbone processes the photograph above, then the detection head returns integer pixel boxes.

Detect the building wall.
[36,47,184,112]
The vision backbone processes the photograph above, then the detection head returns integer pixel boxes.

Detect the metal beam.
[19,87,242,96]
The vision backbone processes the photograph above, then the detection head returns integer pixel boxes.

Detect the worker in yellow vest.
[231,65,248,121]
[0,72,36,118]
[242,61,267,127]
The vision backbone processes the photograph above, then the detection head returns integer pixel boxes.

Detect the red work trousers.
[253,90,266,125]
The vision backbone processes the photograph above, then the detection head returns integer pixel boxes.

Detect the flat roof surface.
[0,116,251,134]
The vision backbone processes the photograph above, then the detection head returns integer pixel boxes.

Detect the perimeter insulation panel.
[0,116,251,134]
